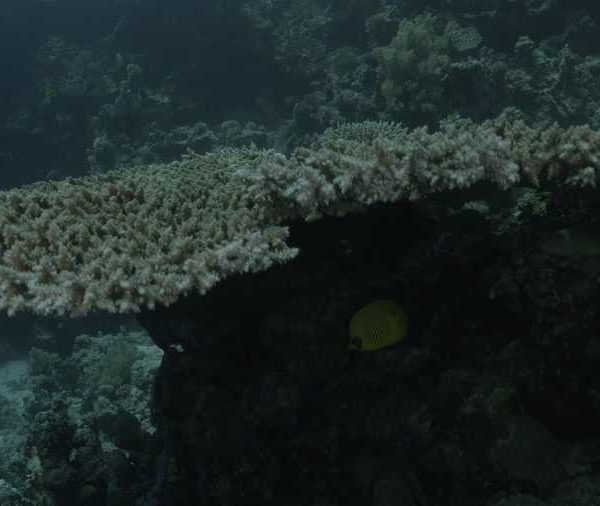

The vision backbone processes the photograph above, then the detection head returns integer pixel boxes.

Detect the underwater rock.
[491,415,565,493]
[260,294,349,384]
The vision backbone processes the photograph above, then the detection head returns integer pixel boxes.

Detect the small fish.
[542,228,600,257]
[349,300,407,351]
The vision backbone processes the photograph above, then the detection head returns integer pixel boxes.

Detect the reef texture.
[135,196,600,506]
[0,112,599,317]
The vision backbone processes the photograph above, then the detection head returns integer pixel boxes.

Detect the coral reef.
[0,147,295,316]
[21,330,161,505]
[1,113,598,317]
[0,2,600,505]
[135,195,600,505]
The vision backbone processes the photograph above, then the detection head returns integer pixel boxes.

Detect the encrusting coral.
[0,113,598,317]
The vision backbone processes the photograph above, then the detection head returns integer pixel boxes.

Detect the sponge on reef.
[0,113,598,317]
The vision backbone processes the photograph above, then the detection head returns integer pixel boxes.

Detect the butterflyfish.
[349,299,407,351]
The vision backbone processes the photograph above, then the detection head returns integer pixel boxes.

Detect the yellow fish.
[349,300,407,351]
